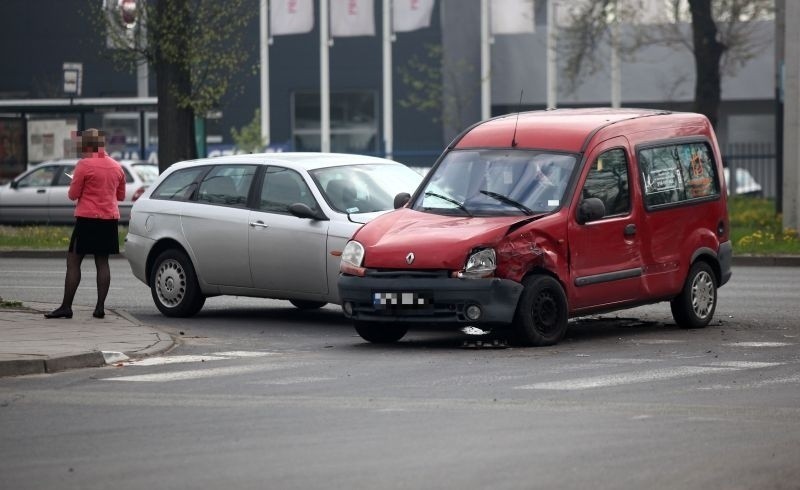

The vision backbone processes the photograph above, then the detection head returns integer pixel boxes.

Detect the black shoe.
[44,307,73,319]
[93,308,105,319]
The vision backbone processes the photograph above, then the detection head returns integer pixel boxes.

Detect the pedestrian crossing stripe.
[514,362,783,391]
[123,351,276,367]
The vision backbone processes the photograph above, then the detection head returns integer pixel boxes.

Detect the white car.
[723,167,762,196]
[124,152,424,317]
[0,159,158,224]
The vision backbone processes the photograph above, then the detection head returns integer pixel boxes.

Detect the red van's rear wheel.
[671,261,717,328]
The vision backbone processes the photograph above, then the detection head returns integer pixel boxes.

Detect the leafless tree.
[558,0,773,127]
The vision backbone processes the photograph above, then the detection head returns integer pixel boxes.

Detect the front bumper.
[338,271,524,326]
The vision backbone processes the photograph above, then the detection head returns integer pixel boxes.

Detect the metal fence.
[723,142,777,199]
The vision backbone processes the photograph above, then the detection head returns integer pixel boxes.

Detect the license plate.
[373,291,431,310]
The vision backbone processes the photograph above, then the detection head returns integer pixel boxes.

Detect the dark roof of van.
[453,108,710,153]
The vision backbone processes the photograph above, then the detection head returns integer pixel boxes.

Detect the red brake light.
[132,186,146,201]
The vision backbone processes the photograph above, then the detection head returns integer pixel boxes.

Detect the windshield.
[309,163,423,214]
[411,149,578,216]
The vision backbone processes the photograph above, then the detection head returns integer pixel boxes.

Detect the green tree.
[398,44,477,138]
[231,109,266,154]
[559,0,773,128]
[88,0,256,172]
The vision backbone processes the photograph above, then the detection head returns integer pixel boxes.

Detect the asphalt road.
[0,258,798,489]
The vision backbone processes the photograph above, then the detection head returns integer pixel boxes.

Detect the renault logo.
[406,252,415,265]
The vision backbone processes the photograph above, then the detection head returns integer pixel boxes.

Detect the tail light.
[132,186,146,201]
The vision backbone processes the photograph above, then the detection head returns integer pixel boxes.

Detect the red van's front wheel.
[354,321,408,344]
[512,275,568,346]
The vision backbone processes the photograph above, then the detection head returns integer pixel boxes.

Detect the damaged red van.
[338,108,732,346]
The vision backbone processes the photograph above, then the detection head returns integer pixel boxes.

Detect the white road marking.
[254,377,335,385]
[516,366,731,390]
[697,374,800,391]
[705,361,782,369]
[107,363,305,382]
[634,339,686,345]
[591,358,658,365]
[128,355,232,366]
[515,361,783,391]
[212,351,276,357]
[125,351,277,366]
[723,342,792,348]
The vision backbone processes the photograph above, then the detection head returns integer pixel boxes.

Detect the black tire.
[671,261,717,328]
[354,321,408,344]
[511,275,568,346]
[289,300,327,310]
[149,249,205,317]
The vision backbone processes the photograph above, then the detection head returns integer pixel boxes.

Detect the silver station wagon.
[124,152,423,317]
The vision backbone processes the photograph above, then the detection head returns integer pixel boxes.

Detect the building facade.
[0,0,778,192]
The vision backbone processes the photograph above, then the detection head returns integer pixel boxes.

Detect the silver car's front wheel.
[150,249,205,317]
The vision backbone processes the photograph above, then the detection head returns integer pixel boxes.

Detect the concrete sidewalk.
[0,301,175,377]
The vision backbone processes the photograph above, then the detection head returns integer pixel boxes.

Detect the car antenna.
[511,89,523,147]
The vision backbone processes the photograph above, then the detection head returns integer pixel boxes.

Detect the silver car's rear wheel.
[150,249,205,317]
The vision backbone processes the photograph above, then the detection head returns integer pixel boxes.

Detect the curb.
[0,352,107,377]
[113,307,178,358]
[0,307,177,377]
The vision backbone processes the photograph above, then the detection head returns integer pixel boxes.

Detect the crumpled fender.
[495,229,562,283]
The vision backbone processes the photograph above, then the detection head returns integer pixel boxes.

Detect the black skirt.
[68,217,120,255]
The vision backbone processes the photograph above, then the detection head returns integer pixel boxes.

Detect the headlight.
[460,248,496,278]
[341,240,365,267]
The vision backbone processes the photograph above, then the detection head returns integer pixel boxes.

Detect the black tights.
[59,252,110,312]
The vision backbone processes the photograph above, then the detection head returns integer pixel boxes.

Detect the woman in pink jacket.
[45,129,126,319]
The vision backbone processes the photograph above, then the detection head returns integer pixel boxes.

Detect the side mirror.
[577,197,606,224]
[394,192,411,209]
[9,180,19,189]
[288,203,329,221]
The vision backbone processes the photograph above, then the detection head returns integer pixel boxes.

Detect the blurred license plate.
[373,291,431,310]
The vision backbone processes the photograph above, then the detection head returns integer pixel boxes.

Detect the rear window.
[151,167,208,201]
[638,141,720,208]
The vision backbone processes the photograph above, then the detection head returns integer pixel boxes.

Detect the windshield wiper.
[479,190,534,215]
[424,191,472,216]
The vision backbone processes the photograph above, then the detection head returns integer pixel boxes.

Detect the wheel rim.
[154,258,187,308]
[690,270,715,319]
[531,290,559,335]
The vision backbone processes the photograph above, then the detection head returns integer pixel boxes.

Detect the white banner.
[491,0,535,34]
[331,0,375,37]
[393,0,435,33]
[270,0,314,35]
[104,0,138,49]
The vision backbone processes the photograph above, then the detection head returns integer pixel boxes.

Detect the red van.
[338,108,732,346]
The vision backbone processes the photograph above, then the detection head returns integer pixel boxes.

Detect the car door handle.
[624,223,637,236]
[37,189,46,194]
[249,221,269,229]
